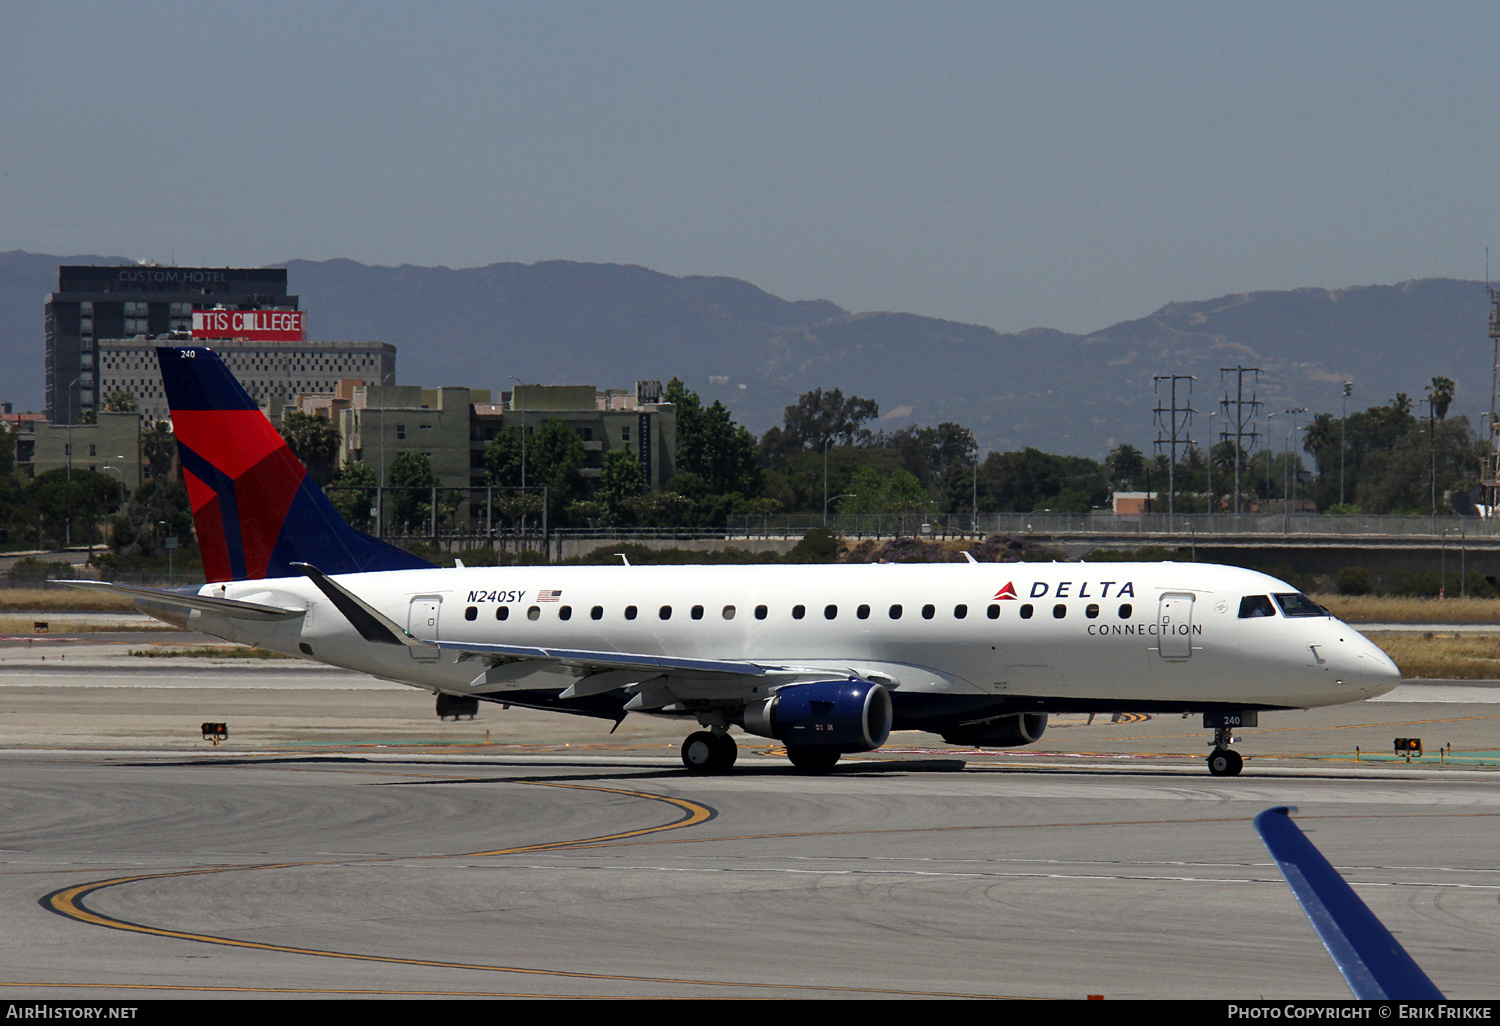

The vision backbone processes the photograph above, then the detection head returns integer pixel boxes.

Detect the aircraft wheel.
[1207,748,1243,777]
[786,746,841,773]
[714,732,738,770]
[682,732,718,772]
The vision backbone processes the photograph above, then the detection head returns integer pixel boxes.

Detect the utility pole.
[1219,367,1262,515]
[1485,289,1500,515]
[1340,381,1353,507]
[1153,375,1196,525]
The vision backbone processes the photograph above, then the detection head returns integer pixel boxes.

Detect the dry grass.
[0,588,136,612]
[0,615,176,634]
[128,646,295,659]
[1313,594,1500,623]
[1364,631,1500,680]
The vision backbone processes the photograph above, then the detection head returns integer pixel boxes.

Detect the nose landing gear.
[1207,746,1243,776]
[1204,712,1254,776]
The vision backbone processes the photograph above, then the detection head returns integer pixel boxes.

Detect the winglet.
[1254,806,1443,1000]
[292,562,433,650]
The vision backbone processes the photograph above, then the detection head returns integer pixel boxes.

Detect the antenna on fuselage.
[961,551,978,564]
[615,553,630,566]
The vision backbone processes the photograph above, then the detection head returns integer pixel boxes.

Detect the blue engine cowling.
[741,678,893,753]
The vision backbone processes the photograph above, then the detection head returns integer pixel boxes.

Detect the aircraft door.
[407,596,442,661]
[1157,593,1194,660]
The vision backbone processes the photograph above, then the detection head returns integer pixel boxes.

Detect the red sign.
[192,309,304,341]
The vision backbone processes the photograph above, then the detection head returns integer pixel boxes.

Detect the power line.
[1219,366,1262,514]
[1153,375,1196,521]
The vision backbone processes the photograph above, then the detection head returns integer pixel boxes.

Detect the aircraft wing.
[61,580,306,622]
[1255,806,1444,1000]
[433,639,773,678]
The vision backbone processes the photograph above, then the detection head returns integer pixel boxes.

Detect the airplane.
[66,345,1402,776]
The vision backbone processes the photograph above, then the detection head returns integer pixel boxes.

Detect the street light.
[823,437,833,525]
[1265,411,1278,510]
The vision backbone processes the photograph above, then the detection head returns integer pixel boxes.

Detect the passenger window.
[691,605,704,620]
[465,606,477,621]
[659,605,672,620]
[954,604,968,619]
[722,605,736,620]
[1085,603,1099,619]
[495,606,509,621]
[625,605,638,620]
[857,604,870,619]
[1118,603,1132,618]
[527,606,540,620]
[755,605,768,620]
[591,606,603,620]
[987,604,1000,619]
[824,604,838,620]
[559,605,572,620]
[1053,604,1066,619]
[1239,595,1277,618]
[889,604,903,619]
[792,605,806,620]
[922,604,935,619]
[1020,604,1034,619]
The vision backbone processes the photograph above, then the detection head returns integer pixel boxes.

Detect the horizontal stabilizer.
[292,562,432,649]
[1254,806,1443,1000]
[61,581,305,622]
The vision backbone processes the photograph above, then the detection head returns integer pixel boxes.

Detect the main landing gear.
[681,730,738,773]
[1204,712,1253,776]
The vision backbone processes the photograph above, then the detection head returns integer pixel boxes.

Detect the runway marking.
[37,779,997,998]
[0,980,675,997]
[1103,711,1500,742]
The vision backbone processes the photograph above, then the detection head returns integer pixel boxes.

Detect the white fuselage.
[179,561,1399,719]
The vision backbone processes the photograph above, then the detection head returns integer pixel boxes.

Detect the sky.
[4,1,1500,334]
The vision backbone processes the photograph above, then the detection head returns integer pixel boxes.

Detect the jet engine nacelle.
[940,712,1048,748]
[742,678,893,753]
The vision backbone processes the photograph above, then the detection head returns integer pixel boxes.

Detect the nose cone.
[1355,636,1401,697]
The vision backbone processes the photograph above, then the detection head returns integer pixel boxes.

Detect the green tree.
[528,418,587,520]
[839,467,935,515]
[1105,443,1146,490]
[1427,376,1456,421]
[110,478,193,558]
[597,448,646,525]
[482,426,525,488]
[759,387,880,466]
[141,421,177,485]
[328,460,378,532]
[666,378,762,496]
[280,410,342,486]
[28,468,124,548]
[100,389,138,413]
[980,449,1108,512]
[388,452,437,531]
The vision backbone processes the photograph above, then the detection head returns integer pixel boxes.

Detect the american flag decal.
[539,590,563,603]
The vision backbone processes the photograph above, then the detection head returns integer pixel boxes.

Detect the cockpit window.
[1273,593,1326,618]
[1238,595,1277,619]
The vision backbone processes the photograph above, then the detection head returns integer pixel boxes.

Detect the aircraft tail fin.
[156,345,436,582]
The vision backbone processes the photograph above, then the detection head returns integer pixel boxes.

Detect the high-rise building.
[45,265,296,423]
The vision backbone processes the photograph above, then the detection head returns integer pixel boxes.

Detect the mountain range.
[2,250,1492,457]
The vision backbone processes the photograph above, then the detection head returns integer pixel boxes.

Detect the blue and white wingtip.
[1254,805,1444,1001]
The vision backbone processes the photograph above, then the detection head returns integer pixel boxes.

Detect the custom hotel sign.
[191,309,305,342]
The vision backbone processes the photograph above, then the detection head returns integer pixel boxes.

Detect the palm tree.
[1427,377,1455,421]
